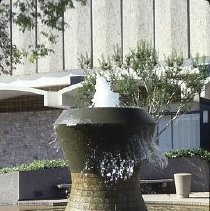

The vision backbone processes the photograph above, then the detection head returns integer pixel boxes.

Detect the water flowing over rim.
[53,107,155,127]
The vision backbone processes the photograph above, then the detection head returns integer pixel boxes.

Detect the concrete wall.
[141,157,210,192]
[171,0,188,58]
[155,0,173,59]
[190,0,210,57]
[11,0,36,75]
[0,168,70,205]
[0,172,19,205]
[5,0,209,75]
[92,0,121,66]
[0,110,64,168]
[64,0,92,69]
[123,0,154,55]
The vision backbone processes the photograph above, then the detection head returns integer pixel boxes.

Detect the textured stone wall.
[190,0,210,57]
[155,0,173,59]
[0,110,64,167]
[7,0,209,75]
[171,0,188,58]
[64,0,92,69]
[92,0,121,66]
[123,0,153,55]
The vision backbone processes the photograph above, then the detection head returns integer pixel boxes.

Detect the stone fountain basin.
[55,107,155,173]
[55,107,155,211]
[55,107,155,125]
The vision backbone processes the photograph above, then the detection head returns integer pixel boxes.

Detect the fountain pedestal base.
[66,173,147,211]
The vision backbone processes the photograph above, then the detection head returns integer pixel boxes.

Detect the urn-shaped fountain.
[54,107,155,211]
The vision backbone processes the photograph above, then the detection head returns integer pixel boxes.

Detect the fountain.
[54,76,156,211]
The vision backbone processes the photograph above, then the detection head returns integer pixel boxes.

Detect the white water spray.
[91,76,120,107]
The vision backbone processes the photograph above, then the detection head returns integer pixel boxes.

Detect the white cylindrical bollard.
[174,173,192,198]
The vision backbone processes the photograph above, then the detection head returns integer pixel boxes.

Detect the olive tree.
[76,42,208,135]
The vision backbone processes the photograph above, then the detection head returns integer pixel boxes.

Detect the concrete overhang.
[0,85,48,106]
[0,69,85,88]
[0,70,85,108]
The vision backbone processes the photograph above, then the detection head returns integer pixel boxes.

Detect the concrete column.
[208,4,210,57]
[123,0,153,56]
[12,2,36,75]
[64,5,78,69]
[64,1,91,69]
[190,0,210,57]
[1,0,11,75]
[34,0,63,73]
[76,1,92,65]
[49,30,63,72]
[171,0,188,58]
[38,29,63,73]
[92,0,121,66]
[155,0,172,60]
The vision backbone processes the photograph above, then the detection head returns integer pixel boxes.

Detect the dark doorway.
[200,97,210,151]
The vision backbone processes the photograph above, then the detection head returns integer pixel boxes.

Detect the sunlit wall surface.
[2,0,210,76]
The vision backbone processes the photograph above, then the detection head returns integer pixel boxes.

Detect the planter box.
[0,167,70,205]
[141,157,209,192]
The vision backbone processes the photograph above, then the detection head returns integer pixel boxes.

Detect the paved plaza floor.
[17,192,210,207]
[143,192,209,206]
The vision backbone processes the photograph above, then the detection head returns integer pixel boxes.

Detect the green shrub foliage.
[165,148,210,161]
[77,41,208,137]
[0,159,68,174]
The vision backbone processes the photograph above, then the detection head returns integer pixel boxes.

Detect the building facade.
[0,0,210,167]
